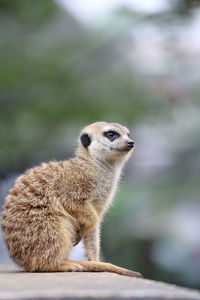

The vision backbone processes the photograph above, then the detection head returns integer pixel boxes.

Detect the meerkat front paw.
[73,223,90,246]
[73,227,83,246]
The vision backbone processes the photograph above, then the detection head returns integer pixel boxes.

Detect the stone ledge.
[0,263,199,300]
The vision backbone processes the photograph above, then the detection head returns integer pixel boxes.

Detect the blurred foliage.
[115,0,200,29]
[103,170,200,287]
[0,0,200,290]
[0,0,164,175]
[0,0,57,26]
[172,0,200,15]
[1,0,199,175]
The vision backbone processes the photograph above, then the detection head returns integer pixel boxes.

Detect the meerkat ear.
[80,133,91,148]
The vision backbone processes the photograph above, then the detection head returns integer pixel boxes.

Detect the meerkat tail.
[76,261,142,278]
[49,260,142,278]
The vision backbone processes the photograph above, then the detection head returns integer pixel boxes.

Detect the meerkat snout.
[127,141,135,148]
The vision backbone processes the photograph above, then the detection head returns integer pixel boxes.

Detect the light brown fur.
[2,122,141,277]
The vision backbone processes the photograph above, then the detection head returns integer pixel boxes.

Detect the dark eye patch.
[103,130,120,142]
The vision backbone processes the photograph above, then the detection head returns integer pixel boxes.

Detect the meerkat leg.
[83,225,100,261]
[75,203,99,237]
[74,261,142,278]
[44,260,86,272]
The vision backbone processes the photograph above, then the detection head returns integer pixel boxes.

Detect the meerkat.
[2,121,142,278]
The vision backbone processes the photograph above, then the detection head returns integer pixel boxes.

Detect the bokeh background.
[0,0,200,289]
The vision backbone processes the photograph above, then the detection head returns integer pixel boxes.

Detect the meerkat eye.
[104,130,120,142]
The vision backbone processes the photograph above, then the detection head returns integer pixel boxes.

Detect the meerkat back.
[2,161,73,271]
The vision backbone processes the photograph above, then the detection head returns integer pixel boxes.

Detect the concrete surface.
[0,263,200,300]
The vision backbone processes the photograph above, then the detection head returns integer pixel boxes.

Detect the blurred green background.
[0,0,200,289]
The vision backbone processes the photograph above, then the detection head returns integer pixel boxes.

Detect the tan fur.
[1,122,141,277]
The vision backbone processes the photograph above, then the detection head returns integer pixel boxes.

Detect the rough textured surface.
[0,264,200,300]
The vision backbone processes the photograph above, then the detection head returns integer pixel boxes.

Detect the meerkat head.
[77,122,134,166]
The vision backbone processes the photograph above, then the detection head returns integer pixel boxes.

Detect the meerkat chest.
[92,169,121,215]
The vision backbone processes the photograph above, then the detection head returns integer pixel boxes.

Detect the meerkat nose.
[127,141,135,148]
